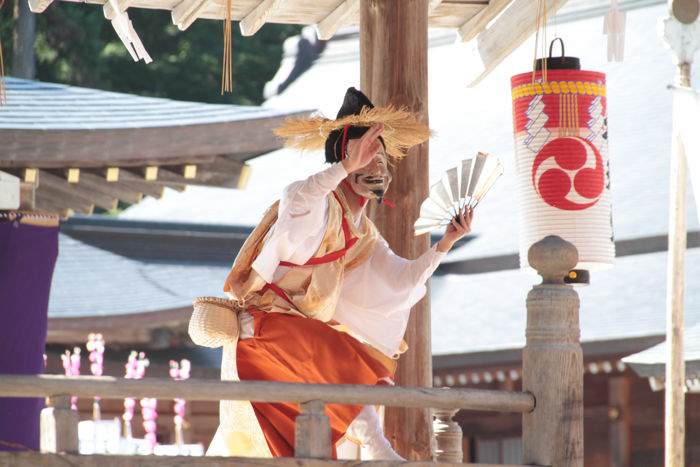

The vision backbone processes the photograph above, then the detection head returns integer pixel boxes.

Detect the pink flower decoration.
[61,347,81,410]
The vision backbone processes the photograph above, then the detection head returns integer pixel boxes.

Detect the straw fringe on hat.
[274,105,432,160]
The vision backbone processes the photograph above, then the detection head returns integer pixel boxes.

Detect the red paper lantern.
[511,59,614,273]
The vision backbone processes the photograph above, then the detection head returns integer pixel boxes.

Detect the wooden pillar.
[294,400,331,459]
[661,2,699,465]
[666,98,687,467]
[522,235,584,466]
[608,376,631,467]
[432,409,463,463]
[360,0,431,460]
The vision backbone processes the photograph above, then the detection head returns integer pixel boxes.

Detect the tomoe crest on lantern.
[532,136,605,211]
[511,38,615,274]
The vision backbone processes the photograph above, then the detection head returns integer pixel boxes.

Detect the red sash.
[260,191,357,307]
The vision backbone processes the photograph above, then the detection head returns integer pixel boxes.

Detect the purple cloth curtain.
[0,218,59,451]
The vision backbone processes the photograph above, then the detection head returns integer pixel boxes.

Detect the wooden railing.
[0,236,583,466]
[0,374,534,466]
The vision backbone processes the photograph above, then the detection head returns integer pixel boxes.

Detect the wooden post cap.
[528,235,579,284]
[671,0,699,24]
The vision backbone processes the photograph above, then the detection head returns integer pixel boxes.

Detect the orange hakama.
[237,309,392,458]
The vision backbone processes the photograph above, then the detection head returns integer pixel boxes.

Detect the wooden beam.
[155,159,244,188]
[465,0,569,87]
[182,164,197,179]
[48,307,189,346]
[39,171,116,211]
[19,182,36,210]
[5,168,39,184]
[105,167,120,182]
[458,0,512,42]
[35,186,90,216]
[166,183,187,192]
[65,168,80,183]
[117,179,164,199]
[143,166,159,181]
[0,111,299,168]
[172,0,211,31]
[156,166,199,185]
[0,375,534,412]
[240,0,285,36]
[23,168,38,184]
[361,0,431,460]
[428,0,443,12]
[77,172,143,205]
[45,168,80,183]
[316,0,359,40]
[83,167,121,182]
[199,157,246,187]
[1,451,511,466]
[237,163,252,189]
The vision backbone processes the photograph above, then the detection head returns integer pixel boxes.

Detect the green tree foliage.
[1,0,300,104]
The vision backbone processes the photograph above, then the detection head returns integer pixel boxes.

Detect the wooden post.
[432,409,463,463]
[40,395,79,454]
[608,376,631,467]
[360,0,431,460]
[665,98,687,467]
[19,182,36,210]
[294,400,331,459]
[661,2,700,465]
[522,235,584,466]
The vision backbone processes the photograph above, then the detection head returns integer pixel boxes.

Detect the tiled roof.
[49,233,229,318]
[431,247,700,355]
[622,322,700,379]
[0,77,304,130]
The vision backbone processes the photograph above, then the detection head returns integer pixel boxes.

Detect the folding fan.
[414,152,503,236]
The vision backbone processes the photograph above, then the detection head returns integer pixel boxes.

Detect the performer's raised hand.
[341,124,384,174]
[436,206,474,253]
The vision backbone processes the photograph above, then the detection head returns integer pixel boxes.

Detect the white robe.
[250,162,445,358]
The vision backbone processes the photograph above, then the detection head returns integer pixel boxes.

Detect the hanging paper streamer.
[673,86,700,224]
[221,0,233,94]
[104,0,152,63]
[604,0,626,62]
[511,67,615,271]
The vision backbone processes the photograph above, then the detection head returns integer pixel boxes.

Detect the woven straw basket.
[189,297,240,348]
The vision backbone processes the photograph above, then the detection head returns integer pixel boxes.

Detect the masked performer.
[199,88,473,460]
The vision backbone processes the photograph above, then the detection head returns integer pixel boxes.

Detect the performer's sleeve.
[370,236,446,293]
[251,163,347,282]
[278,162,348,218]
[332,239,446,357]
